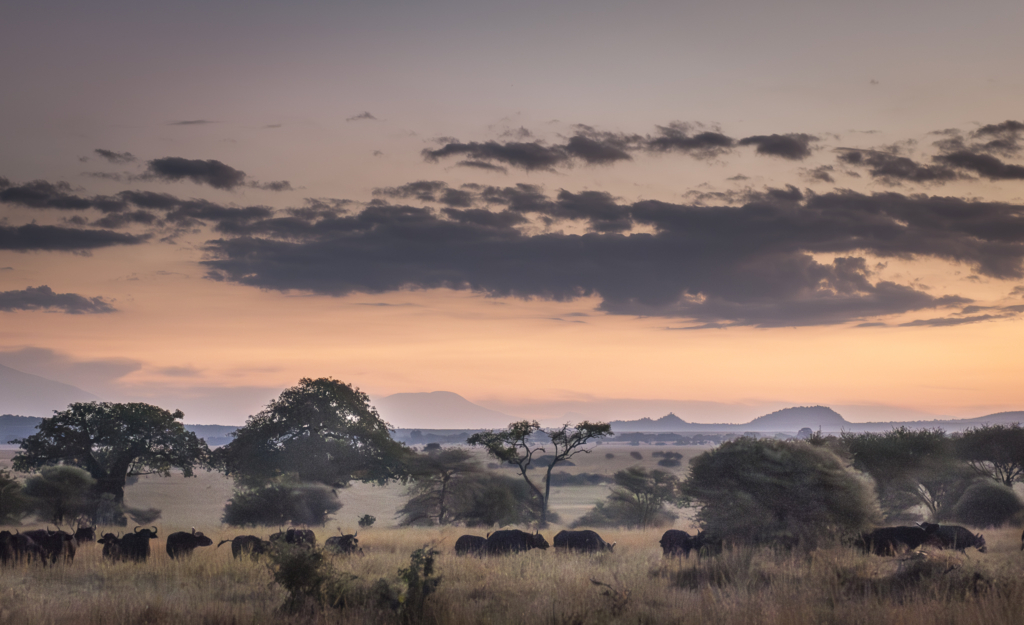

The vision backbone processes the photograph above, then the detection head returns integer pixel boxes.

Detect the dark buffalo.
[10,532,44,564]
[0,531,14,565]
[660,529,695,557]
[119,526,159,562]
[856,526,937,556]
[482,530,549,555]
[166,528,214,559]
[554,530,614,553]
[454,535,487,555]
[23,529,76,565]
[97,533,123,561]
[324,533,361,555]
[73,526,97,544]
[218,535,271,559]
[270,528,317,548]
[920,523,987,553]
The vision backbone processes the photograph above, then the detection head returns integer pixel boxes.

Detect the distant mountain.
[372,391,518,429]
[608,412,691,432]
[0,364,98,418]
[747,406,849,430]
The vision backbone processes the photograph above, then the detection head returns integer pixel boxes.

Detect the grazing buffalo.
[73,526,97,544]
[660,529,695,557]
[23,529,76,565]
[8,532,44,564]
[0,531,14,565]
[119,526,159,562]
[166,528,214,559]
[97,533,123,561]
[218,535,271,559]
[482,530,549,555]
[856,525,937,556]
[324,533,362,555]
[920,523,987,553]
[454,535,487,556]
[554,530,615,553]
[270,528,317,548]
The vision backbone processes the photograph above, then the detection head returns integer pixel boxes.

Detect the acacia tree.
[399,448,481,525]
[467,420,612,527]
[952,424,1024,487]
[13,402,211,510]
[574,466,681,529]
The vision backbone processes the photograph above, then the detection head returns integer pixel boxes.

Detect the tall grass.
[2,525,1023,624]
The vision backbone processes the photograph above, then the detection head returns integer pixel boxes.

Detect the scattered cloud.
[94,149,136,164]
[0,285,116,314]
[145,157,248,190]
[0,224,149,251]
[738,133,818,160]
[346,112,377,122]
[169,119,216,126]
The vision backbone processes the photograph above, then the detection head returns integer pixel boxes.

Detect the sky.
[1,0,1023,426]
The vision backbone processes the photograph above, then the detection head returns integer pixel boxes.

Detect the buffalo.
[6,531,44,564]
[166,528,214,559]
[920,523,987,553]
[553,529,614,553]
[482,530,549,555]
[218,535,271,559]
[454,535,487,556]
[97,532,123,561]
[119,526,159,562]
[856,525,938,556]
[0,531,14,565]
[270,528,317,548]
[22,529,76,565]
[324,533,361,555]
[660,529,695,557]
[73,526,97,544]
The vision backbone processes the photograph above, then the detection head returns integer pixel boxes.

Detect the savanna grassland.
[4,446,1024,625]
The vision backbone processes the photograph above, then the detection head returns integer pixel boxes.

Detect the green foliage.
[399,448,480,525]
[573,466,680,529]
[683,438,881,547]
[843,427,969,521]
[217,378,410,489]
[13,402,211,511]
[0,468,31,525]
[952,424,1024,487]
[22,465,96,526]
[397,546,441,624]
[267,545,355,613]
[223,479,342,526]
[939,480,1024,528]
[400,471,545,527]
[358,514,376,528]
[467,420,611,526]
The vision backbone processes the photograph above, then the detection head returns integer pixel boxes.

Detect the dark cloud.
[0,224,148,251]
[899,314,1001,327]
[645,123,735,159]
[94,149,136,164]
[805,165,835,183]
[84,172,126,182]
[563,126,639,164]
[250,180,293,192]
[738,134,817,160]
[1,180,98,210]
[169,120,216,125]
[423,140,567,171]
[346,112,377,122]
[373,181,475,208]
[837,149,959,185]
[0,285,116,314]
[934,151,1024,180]
[971,120,1023,156]
[456,160,508,174]
[199,187,1024,327]
[145,157,248,190]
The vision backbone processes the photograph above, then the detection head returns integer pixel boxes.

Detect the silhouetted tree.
[0,469,31,525]
[22,465,96,526]
[952,424,1024,487]
[223,478,342,526]
[683,438,880,547]
[14,402,211,513]
[399,448,481,525]
[216,378,410,489]
[573,466,681,529]
[467,420,612,527]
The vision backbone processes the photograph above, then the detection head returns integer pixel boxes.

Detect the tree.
[0,469,31,525]
[683,438,880,548]
[573,466,681,529]
[842,427,969,521]
[399,448,481,525]
[939,479,1024,528]
[467,420,612,527]
[13,402,211,511]
[22,465,96,526]
[222,479,342,527]
[952,424,1024,487]
[216,378,410,525]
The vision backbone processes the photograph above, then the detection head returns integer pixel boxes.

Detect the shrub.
[683,438,881,548]
[22,465,96,525]
[546,472,613,486]
[605,453,615,459]
[573,467,681,529]
[358,514,376,528]
[630,451,643,460]
[267,545,354,612]
[940,480,1024,528]
[657,458,682,468]
[0,469,31,524]
[223,479,342,526]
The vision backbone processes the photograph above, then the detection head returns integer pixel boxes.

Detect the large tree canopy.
[216,377,410,488]
[13,402,210,508]
[952,424,1024,487]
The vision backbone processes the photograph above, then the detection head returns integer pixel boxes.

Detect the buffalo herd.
[0,522,1002,568]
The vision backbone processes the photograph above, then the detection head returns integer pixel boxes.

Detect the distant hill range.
[371,391,518,429]
[608,405,1024,433]
[0,364,98,418]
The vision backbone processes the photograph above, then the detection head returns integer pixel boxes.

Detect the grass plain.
[4,445,1024,624]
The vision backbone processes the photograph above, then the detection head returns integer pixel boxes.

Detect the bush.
[683,438,881,548]
[22,465,96,525]
[546,472,613,486]
[573,467,681,529]
[358,514,376,528]
[267,545,354,612]
[657,458,682,468]
[605,453,615,460]
[223,480,342,526]
[0,469,31,524]
[630,451,643,460]
[940,480,1024,528]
